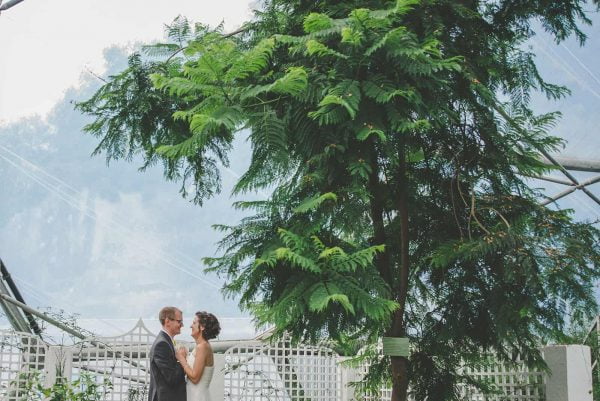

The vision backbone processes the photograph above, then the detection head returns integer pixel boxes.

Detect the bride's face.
[191,316,201,338]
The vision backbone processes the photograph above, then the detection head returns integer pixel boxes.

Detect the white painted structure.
[543,345,593,401]
[0,320,594,400]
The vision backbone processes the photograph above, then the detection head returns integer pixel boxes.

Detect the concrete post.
[543,344,593,401]
[43,345,73,387]
[340,356,364,401]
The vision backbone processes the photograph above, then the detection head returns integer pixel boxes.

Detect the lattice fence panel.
[352,345,391,401]
[71,319,154,401]
[224,340,341,401]
[355,348,544,401]
[0,329,46,401]
[459,357,544,401]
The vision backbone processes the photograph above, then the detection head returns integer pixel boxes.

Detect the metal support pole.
[0,0,25,11]
[0,258,43,336]
[541,175,600,206]
[0,292,149,372]
[523,175,574,186]
[0,279,31,333]
[490,102,600,207]
[542,157,600,173]
[0,292,85,339]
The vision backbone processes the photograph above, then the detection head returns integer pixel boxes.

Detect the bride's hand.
[176,346,187,361]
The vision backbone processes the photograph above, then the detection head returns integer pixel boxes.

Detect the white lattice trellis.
[459,357,544,401]
[0,321,566,401]
[354,347,544,401]
[71,319,155,401]
[224,340,341,401]
[0,329,47,401]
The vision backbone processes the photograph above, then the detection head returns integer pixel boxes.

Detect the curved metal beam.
[0,0,25,11]
[542,156,600,173]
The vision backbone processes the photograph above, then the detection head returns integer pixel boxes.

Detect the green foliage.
[18,371,112,401]
[293,192,337,214]
[77,0,600,399]
[303,13,334,34]
[245,228,396,341]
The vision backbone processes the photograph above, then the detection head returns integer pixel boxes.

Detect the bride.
[176,311,221,401]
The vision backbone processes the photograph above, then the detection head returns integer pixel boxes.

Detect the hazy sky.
[0,0,253,123]
[0,1,599,341]
[0,0,257,340]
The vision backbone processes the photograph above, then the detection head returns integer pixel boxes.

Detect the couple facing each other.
[148,306,221,401]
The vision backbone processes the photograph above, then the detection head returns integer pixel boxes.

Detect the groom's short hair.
[159,306,180,326]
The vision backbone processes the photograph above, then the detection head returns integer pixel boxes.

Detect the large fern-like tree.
[76,1,600,399]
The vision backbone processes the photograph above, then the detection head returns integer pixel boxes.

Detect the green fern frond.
[242,67,308,99]
[356,126,387,141]
[254,252,278,268]
[303,13,334,33]
[277,228,312,253]
[249,111,288,154]
[341,27,365,46]
[142,43,182,58]
[338,245,385,271]
[152,76,216,98]
[189,105,244,133]
[305,39,349,59]
[274,247,321,272]
[311,236,327,252]
[319,246,347,259]
[294,192,338,213]
[348,160,373,179]
[164,15,193,44]
[394,0,420,14]
[308,281,355,314]
[309,80,361,124]
[270,67,309,97]
[362,76,415,104]
[365,26,411,56]
[225,37,275,80]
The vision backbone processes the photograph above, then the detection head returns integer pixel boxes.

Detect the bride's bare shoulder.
[195,342,211,352]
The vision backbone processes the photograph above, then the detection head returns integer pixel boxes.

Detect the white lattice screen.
[354,355,392,401]
[224,340,341,400]
[0,329,46,401]
[0,322,552,401]
[354,349,544,401]
[71,319,155,401]
[459,358,544,401]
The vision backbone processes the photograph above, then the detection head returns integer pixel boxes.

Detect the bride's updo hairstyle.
[197,311,221,340]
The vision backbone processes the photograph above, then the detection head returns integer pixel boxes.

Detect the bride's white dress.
[186,348,214,401]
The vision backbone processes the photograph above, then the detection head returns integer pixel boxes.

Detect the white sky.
[0,0,253,123]
[0,0,257,338]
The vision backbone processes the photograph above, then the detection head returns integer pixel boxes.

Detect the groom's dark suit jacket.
[148,330,186,401]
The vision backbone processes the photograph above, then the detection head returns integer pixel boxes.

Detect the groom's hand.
[176,346,187,360]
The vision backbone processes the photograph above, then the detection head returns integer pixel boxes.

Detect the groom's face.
[166,310,184,337]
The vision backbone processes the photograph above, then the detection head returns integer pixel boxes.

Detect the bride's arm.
[178,343,208,384]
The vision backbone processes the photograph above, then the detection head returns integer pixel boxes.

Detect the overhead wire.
[531,38,600,101]
[560,43,600,89]
[10,274,256,337]
[9,275,127,334]
[0,143,269,270]
[528,37,600,212]
[0,147,222,290]
[0,144,223,274]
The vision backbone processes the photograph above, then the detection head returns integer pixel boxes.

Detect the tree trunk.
[390,147,410,401]
[367,142,393,285]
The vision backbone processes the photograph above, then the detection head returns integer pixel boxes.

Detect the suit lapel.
[160,330,175,354]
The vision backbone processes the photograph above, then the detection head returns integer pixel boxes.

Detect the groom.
[148,306,186,401]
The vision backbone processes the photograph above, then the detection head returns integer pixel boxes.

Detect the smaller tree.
[19,371,112,401]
